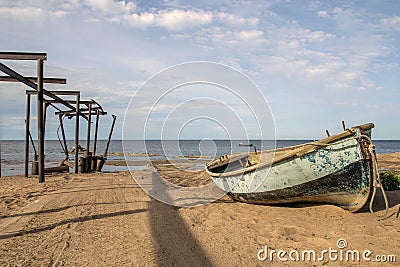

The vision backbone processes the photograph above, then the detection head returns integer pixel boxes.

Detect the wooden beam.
[43,99,96,105]
[0,52,47,60]
[0,63,87,120]
[26,90,80,95]
[0,76,66,84]
[55,110,107,116]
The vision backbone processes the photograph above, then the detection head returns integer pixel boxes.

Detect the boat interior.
[206,123,374,174]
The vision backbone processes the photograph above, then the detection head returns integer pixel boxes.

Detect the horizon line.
[1,139,400,141]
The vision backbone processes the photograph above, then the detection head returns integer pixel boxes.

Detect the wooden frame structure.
[0,52,110,182]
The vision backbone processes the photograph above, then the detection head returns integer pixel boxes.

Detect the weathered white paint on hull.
[212,137,364,194]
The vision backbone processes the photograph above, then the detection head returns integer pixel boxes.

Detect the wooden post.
[43,102,49,139]
[24,93,31,177]
[93,110,100,156]
[85,104,92,154]
[104,115,117,157]
[37,59,45,183]
[74,94,80,174]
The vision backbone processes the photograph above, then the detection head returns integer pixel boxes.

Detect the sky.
[0,0,399,140]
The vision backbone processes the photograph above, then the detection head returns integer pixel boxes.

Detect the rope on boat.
[366,138,390,219]
[313,134,390,218]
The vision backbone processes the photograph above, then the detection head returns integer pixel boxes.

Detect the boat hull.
[207,126,375,212]
[229,159,371,211]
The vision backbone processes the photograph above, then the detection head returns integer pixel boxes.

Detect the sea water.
[1,140,399,176]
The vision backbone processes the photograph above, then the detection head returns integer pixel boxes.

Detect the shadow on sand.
[147,172,214,267]
[0,208,146,240]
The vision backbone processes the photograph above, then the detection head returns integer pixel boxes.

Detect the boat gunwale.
[206,124,374,178]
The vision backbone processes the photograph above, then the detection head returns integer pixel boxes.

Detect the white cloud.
[217,12,245,26]
[157,9,213,31]
[172,26,268,48]
[0,6,44,18]
[60,0,83,11]
[117,8,257,35]
[235,29,264,40]
[0,1,259,33]
[380,16,400,32]
[52,10,69,17]
[216,12,259,27]
[317,10,328,17]
[123,9,213,31]
[306,30,335,42]
[85,0,136,16]
[124,12,156,27]
[247,17,260,26]
[332,6,351,16]
[0,2,74,19]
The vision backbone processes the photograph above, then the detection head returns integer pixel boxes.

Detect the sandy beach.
[0,153,399,266]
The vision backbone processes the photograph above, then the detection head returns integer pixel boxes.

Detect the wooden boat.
[206,123,378,212]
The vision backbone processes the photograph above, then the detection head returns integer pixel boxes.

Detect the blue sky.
[0,0,399,140]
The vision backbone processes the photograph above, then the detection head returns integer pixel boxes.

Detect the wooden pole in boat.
[325,130,330,137]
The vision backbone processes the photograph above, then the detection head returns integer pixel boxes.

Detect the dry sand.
[377,152,400,173]
[0,153,399,266]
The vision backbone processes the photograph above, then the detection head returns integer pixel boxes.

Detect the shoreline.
[1,151,399,177]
